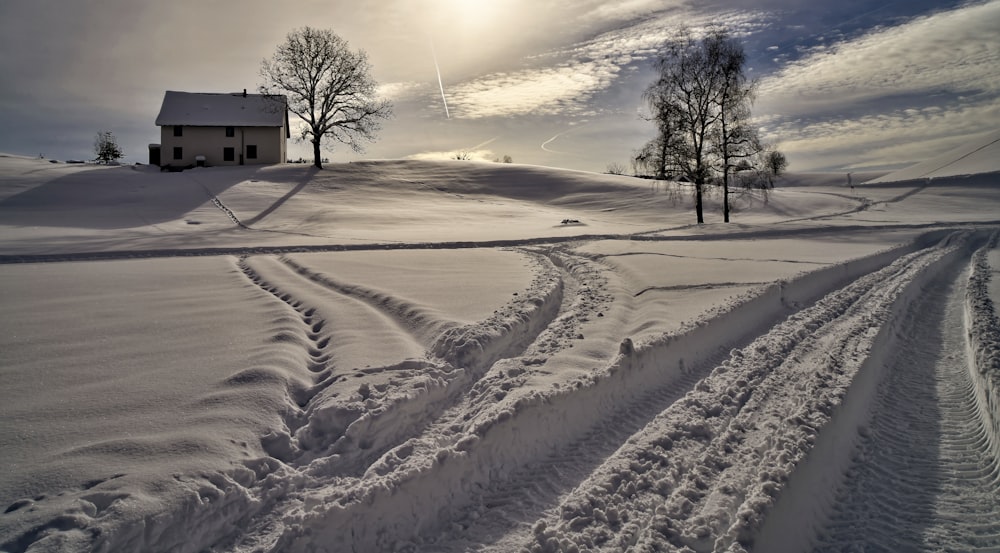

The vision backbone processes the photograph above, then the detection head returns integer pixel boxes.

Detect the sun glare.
[430,0,504,32]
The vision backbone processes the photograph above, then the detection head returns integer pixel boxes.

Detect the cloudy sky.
[1,0,997,173]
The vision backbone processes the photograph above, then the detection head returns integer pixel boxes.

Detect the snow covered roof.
[155,90,287,127]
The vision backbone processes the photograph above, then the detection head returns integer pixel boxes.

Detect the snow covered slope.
[867,129,1000,183]
[1,156,999,553]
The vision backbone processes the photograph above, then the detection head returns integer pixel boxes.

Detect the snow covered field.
[1,147,999,552]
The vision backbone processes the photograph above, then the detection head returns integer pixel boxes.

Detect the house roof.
[155,90,287,127]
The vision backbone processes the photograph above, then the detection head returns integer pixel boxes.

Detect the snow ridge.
[526,233,968,553]
[966,232,1000,467]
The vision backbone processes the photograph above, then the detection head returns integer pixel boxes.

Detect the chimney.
[243,89,247,98]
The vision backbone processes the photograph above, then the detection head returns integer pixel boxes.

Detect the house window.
[223,147,235,162]
[173,146,183,160]
[173,126,183,137]
[246,145,257,159]
[225,126,235,137]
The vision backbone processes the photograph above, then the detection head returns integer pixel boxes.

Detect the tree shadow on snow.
[240,166,319,227]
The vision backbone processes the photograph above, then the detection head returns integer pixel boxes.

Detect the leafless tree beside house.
[260,27,392,169]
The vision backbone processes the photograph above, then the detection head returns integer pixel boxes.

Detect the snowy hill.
[1,155,1000,553]
[867,129,1000,183]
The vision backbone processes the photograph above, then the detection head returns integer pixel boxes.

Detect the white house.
[153,90,289,169]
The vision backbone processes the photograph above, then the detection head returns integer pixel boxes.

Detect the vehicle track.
[250,235,952,552]
[413,245,805,553]
[245,248,620,552]
[236,256,343,462]
[419,345,714,553]
[513,233,970,553]
[236,252,562,470]
[220,250,567,551]
[811,256,1000,552]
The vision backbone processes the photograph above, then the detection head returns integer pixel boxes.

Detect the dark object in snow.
[561,218,581,225]
[619,337,634,356]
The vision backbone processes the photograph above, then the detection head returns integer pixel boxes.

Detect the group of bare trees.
[635,28,785,223]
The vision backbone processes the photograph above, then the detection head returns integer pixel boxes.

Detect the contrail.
[430,37,451,119]
[470,137,499,151]
[542,123,589,155]
[541,132,566,153]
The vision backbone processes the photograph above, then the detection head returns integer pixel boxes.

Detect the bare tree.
[93,130,123,164]
[644,30,723,222]
[765,149,788,184]
[605,162,627,175]
[643,28,780,223]
[260,27,392,169]
[711,31,762,222]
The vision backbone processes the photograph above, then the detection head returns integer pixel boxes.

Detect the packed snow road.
[806,240,1000,552]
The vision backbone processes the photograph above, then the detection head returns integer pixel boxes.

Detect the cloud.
[440,8,770,119]
[446,66,614,119]
[765,99,1000,171]
[377,81,430,101]
[758,1,1000,114]
[753,0,1000,170]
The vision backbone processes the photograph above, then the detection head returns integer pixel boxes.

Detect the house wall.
[159,125,286,167]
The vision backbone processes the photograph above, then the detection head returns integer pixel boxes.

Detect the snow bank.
[964,232,1000,464]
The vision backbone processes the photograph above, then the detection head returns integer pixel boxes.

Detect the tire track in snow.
[235,252,563,473]
[778,181,931,225]
[278,255,459,346]
[422,346,717,553]
[444,240,963,552]
[220,251,567,552]
[4,225,992,265]
[250,248,613,552]
[513,234,969,553]
[809,242,1000,552]
[255,236,946,552]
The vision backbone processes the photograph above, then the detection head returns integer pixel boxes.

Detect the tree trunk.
[723,172,730,223]
[312,138,322,169]
[695,182,705,224]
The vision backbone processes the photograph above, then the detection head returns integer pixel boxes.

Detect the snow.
[155,91,286,128]
[0,143,998,553]
[866,129,1000,183]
